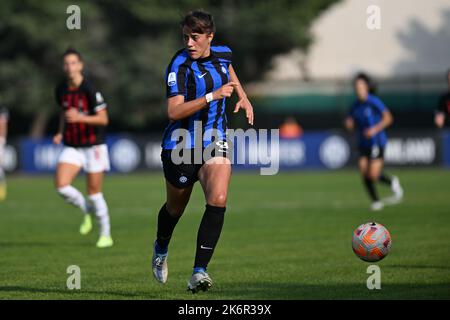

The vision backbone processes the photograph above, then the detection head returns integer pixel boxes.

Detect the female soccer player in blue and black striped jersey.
[151,10,254,293]
[345,73,403,211]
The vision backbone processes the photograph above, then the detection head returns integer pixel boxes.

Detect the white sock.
[57,185,88,214]
[88,193,111,237]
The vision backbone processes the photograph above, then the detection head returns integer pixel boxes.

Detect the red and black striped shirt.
[55,79,107,147]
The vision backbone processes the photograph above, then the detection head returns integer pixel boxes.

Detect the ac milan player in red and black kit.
[435,69,450,128]
[53,48,113,248]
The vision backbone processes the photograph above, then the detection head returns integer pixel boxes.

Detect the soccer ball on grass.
[352,222,391,262]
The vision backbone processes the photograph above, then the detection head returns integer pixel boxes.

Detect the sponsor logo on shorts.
[371,146,380,158]
[179,175,188,184]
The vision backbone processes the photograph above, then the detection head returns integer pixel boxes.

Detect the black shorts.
[161,142,230,189]
[358,145,385,160]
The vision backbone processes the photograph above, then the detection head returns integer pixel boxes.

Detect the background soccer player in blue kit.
[345,73,403,211]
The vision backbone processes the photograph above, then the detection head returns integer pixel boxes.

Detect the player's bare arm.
[229,64,254,125]
[434,111,445,128]
[65,108,109,126]
[0,117,8,139]
[364,110,393,138]
[53,112,65,144]
[344,117,354,131]
[167,82,236,121]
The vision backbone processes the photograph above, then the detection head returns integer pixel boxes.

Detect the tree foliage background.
[0,0,340,136]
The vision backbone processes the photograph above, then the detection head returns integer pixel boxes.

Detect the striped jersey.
[348,94,388,148]
[55,79,107,147]
[162,45,232,150]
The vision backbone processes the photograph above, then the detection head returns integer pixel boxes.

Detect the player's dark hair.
[63,47,82,61]
[353,72,377,94]
[180,10,215,34]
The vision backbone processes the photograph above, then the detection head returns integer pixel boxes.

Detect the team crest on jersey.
[168,72,177,86]
[221,65,227,74]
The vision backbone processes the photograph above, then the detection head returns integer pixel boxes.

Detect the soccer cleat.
[79,214,93,235]
[96,235,114,248]
[391,176,404,200]
[371,201,384,211]
[152,242,168,284]
[187,271,213,293]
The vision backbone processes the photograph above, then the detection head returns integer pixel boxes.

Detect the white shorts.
[58,144,110,173]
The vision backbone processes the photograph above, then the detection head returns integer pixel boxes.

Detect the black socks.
[155,202,226,270]
[156,203,180,250]
[363,177,379,202]
[378,173,392,186]
[194,204,226,269]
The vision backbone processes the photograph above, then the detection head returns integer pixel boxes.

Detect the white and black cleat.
[187,271,213,293]
[371,201,384,211]
[152,242,168,284]
[382,176,404,206]
[391,176,404,201]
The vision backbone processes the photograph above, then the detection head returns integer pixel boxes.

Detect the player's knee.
[207,193,227,207]
[55,174,72,189]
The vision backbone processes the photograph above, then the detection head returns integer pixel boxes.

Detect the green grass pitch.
[0,169,449,299]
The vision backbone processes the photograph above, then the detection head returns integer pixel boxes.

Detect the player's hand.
[65,109,84,123]
[212,82,237,100]
[234,96,254,125]
[364,126,379,138]
[435,113,445,128]
[53,133,63,145]
[344,117,354,131]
